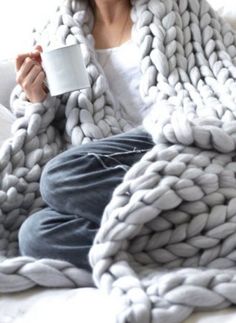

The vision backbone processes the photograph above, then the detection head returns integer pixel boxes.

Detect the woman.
[16,0,154,272]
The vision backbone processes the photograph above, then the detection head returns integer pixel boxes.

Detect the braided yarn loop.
[1,0,236,322]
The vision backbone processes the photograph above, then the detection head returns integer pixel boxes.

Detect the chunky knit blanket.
[2,0,236,322]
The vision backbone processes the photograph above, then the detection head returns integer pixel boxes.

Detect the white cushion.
[0,59,16,108]
[0,104,15,146]
[208,0,236,29]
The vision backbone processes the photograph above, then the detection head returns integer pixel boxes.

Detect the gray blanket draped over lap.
[1,0,236,322]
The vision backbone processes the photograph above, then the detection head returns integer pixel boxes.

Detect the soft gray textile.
[1,0,236,322]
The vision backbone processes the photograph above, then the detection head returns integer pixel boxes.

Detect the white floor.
[0,287,118,323]
[1,285,236,323]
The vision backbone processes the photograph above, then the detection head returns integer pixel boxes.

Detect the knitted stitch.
[1,0,236,322]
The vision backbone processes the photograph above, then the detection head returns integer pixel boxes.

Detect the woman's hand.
[15,45,48,103]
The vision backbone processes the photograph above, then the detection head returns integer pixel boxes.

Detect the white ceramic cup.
[41,44,90,96]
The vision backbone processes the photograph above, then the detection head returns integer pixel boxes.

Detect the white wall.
[0,0,62,60]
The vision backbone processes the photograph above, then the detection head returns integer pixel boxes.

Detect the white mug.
[41,44,90,96]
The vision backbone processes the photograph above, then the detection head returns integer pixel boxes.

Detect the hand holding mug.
[15,45,48,103]
[16,44,89,100]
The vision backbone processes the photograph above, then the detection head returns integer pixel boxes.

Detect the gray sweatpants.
[18,127,154,271]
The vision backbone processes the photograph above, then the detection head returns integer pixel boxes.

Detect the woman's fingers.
[16,57,36,84]
[16,45,43,71]
[15,45,47,102]
[21,64,44,90]
[15,52,31,71]
[33,70,46,87]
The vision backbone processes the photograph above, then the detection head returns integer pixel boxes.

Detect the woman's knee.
[39,145,100,207]
[40,148,81,205]
[18,208,96,271]
[18,211,45,258]
[40,156,58,203]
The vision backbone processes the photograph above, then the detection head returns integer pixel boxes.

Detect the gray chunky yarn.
[1,0,236,322]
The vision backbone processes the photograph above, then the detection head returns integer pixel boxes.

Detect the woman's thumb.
[34,44,43,53]
[30,44,43,63]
